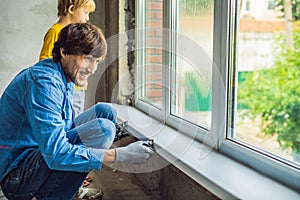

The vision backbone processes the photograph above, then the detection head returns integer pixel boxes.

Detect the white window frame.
[135,0,300,193]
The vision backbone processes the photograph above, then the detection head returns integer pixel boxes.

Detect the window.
[229,0,299,184]
[245,0,250,11]
[136,0,300,191]
[267,0,276,10]
[137,0,217,145]
[171,0,214,129]
[137,0,164,109]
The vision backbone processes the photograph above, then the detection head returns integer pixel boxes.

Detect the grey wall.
[85,0,106,109]
[0,0,110,109]
[0,0,57,95]
[134,164,219,200]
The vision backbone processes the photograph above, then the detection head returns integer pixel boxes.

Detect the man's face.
[61,52,100,87]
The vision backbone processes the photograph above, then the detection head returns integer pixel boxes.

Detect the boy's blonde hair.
[57,0,96,17]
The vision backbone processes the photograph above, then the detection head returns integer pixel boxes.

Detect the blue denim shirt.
[0,59,104,183]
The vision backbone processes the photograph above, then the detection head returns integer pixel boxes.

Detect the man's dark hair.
[52,23,107,62]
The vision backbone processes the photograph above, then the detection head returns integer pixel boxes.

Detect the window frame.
[224,0,300,191]
[136,0,300,192]
[136,0,221,147]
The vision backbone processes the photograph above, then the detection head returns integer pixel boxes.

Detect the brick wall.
[240,19,287,32]
[144,0,163,105]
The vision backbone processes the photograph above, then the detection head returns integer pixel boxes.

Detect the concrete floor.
[0,167,151,200]
[88,165,151,200]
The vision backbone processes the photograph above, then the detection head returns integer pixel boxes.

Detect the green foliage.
[238,26,300,154]
[179,0,213,16]
[275,0,300,20]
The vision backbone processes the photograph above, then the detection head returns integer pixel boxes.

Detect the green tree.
[276,0,300,20]
[179,0,213,16]
[238,25,300,155]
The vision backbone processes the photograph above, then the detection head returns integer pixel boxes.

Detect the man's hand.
[115,140,154,163]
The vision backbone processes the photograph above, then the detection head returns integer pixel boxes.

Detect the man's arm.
[111,141,154,164]
[103,149,116,164]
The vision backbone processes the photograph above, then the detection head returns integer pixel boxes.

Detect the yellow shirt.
[39,23,85,90]
[39,23,63,61]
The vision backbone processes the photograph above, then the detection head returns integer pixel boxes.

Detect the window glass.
[245,0,250,11]
[267,0,276,10]
[232,0,300,166]
[171,0,214,128]
[139,0,164,108]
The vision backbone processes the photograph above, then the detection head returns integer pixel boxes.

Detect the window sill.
[112,104,299,199]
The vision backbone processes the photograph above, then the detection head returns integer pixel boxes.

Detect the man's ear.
[68,5,75,14]
[60,48,66,59]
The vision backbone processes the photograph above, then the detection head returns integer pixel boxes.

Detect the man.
[0,23,153,199]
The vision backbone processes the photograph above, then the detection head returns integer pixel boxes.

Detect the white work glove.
[115,140,154,163]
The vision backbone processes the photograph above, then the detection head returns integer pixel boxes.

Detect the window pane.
[139,0,163,108]
[233,0,300,166]
[171,0,214,128]
[267,0,276,10]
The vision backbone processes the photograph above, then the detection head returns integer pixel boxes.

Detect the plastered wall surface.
[0,0,57,95]
[133,160,219,200]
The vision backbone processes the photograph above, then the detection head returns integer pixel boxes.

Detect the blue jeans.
[1,103,116,200]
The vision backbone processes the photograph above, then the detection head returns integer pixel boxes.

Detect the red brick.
[146,48,163,55]
[146,55,162,63]
[145,65,162,73]
[146,90,162,98]
[152,82,162,89]
[146,37,162,47]
[146,2,163,11]
[147,11,163,20]
[239,19,289,32]
[145,29,163,37]
[149,73,162,81]
[146,20,163,28]
[145,66,162,72]
[153,48,163,55]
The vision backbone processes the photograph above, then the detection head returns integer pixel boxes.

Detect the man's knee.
[97,118,116,149]
[95,103,117,123]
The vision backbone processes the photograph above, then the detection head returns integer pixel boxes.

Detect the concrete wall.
[84,0,106,109]
[133,165,219,200]
[0,0,112,108]
[0,0,57,96]
[115,136,219,200]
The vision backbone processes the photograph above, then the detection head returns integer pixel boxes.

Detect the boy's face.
[61,52,101,87]
[71,6,91,23]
